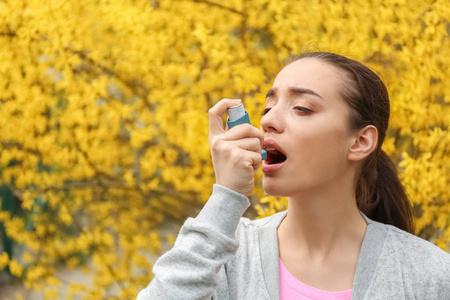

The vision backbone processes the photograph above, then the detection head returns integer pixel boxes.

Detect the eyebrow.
[266,87,324,100]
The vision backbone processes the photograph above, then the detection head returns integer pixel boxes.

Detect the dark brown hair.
[291,52,414,233]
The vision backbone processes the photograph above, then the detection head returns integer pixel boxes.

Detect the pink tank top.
[279,258,352,300]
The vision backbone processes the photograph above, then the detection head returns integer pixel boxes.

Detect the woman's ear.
[348,125,378,161]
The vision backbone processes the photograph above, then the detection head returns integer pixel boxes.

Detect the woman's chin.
[262,178,288,197]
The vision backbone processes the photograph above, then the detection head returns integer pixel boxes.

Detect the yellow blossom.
[9,259,23,277]
[0,252,9,269]
[0,0,448,297]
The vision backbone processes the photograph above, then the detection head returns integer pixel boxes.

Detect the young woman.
[138,52,450,299]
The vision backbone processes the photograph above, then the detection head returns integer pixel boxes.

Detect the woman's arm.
[136,184,250,299]
[137,99,263,299]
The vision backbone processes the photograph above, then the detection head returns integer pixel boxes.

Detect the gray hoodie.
[137,184,450,299]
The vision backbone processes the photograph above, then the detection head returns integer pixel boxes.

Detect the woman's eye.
[261,107,313,116]
[260,108,271,116]
[294,106,313,114]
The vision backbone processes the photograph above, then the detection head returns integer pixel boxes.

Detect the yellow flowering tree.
[0,0,448,298]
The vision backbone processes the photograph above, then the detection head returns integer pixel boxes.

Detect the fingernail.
[232,99,242,103]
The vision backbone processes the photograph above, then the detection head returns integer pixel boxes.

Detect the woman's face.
[261,58,356,197]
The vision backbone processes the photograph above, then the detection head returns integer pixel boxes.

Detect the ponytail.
[357,150,415,233]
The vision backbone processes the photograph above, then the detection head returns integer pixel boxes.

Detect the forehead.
[272,58,342,100]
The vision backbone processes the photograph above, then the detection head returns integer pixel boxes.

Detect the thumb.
[208,98,242,138]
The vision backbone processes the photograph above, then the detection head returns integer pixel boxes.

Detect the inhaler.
[227,103,267,160]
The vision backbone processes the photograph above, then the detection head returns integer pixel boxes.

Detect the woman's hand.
[208,99,264,197]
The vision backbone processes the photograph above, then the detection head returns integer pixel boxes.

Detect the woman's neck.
[278,183,367,261]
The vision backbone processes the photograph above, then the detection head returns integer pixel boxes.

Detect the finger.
[227,138,262,153]
[248,151,262,171]
[222,124,264,148]
[230,147,261,170]
[209,98,242,138]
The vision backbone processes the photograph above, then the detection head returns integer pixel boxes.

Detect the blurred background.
[0,0,449,298]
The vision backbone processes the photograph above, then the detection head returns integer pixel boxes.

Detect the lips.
[262,139,287,172]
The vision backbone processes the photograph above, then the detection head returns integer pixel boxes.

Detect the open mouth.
[262,139,287,172]
[266,149,287,165]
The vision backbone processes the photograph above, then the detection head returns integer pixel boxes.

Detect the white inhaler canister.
[227,103,267,160]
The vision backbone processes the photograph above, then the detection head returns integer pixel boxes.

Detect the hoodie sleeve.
[136,184,250,300]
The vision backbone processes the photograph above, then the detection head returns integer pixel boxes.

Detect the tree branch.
[1,141,42,157]
[182,0,245,16]
[63,47,155,111]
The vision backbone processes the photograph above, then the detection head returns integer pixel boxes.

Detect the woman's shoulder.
[233,210,287,247]
[238,210,287,229]
[369,220,450,279]
[380,222,448,258]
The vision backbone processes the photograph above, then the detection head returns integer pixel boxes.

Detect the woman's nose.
[260,105,284,133]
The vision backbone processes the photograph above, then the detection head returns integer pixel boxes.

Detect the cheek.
[297,119,348,151]
[293,123,350,172]
[307,129,347,155]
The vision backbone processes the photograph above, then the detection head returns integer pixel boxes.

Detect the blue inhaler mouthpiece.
[227,103,267,160]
